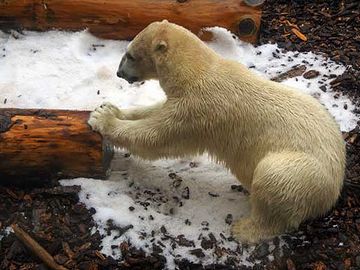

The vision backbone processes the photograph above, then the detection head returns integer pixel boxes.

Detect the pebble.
[160,225,167,234]
[201,238,213,250]
[201,221,209,226]
[189,248,205,258]
[252,242,270,259]
[181,187,190,199]
[177,235,195,247]
[231,185,244,192]
[356,256,360,267]
[319,85,327,92]
[208,192,219,197]
[173,179,182,188]
[225,214,233,225]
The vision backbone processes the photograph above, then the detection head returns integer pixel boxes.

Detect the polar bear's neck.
[156,39,221,97]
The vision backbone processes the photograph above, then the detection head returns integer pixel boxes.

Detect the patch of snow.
[61,153,256,268]
[0,226,14,242]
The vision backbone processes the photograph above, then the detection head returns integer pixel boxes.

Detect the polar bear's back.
[217,64,346,187]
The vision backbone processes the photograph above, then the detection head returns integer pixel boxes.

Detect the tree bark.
[0,0,262,43]
[0,109,114,185]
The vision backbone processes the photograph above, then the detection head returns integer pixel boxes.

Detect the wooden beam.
[0,109,114,185]
[0,0,262,43]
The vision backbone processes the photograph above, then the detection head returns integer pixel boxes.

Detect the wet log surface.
[0,109,114,185]
[0,0,262,43]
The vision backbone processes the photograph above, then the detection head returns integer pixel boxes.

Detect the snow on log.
[0,109,114,184]
[0,0,262,43]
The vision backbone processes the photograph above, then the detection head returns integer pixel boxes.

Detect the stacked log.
[0,0,263,43]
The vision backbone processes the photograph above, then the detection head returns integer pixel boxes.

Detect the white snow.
[0,27,358,268]
[61,153,254,268]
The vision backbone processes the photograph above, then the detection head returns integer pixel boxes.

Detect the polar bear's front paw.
[88,104,118,135]
[100,102,125,119]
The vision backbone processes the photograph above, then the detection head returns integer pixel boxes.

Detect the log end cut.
[0,109,114,185]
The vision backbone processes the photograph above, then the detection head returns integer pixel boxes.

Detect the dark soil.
[1,1,360,269]
[0,186,166,270]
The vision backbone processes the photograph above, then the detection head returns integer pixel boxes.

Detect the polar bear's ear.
[154,40,168,53]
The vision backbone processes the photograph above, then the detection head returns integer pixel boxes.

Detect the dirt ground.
[1,0,359,269]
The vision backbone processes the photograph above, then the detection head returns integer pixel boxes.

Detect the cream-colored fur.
[88,21,346,243]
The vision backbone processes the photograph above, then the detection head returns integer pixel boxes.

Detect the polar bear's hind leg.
[232,151,340,243]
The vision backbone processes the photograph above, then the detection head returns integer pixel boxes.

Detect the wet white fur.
[88,21,345,242]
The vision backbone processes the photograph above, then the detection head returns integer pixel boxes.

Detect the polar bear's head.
[116,20,214,86]
[116,20,171,84]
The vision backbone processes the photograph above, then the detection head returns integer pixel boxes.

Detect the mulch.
[1,0,360,269]
[260,0,360,111]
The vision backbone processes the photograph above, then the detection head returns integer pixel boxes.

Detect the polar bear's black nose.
[117,70,124,78]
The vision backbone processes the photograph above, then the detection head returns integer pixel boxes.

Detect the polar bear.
[88,20,346,243]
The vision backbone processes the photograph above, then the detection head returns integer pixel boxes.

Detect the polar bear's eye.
[126,52,135,61]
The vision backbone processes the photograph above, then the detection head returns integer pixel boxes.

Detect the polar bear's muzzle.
[117,69,139,84]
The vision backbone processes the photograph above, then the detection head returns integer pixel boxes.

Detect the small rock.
[208,192,219,197]
[355,256,360,267]
[225,214,233,225]
[338,232,347,242]
[189,162,198,168]
[231,184,244,192]
[177,235,195,247]
[152,243,163,254]
[160,225,167,234]
[181,187,190,199]
[303,70,320,79]
[208,233,216,243]
[201,221,209,227]
[173,179,182,188]
[201,238,214,250]
[128,206,135,211]
[252,242,270,259]
[54,254,68,265]
[319,85,327,92]
[189,248,205,258]
[273,236,280,246]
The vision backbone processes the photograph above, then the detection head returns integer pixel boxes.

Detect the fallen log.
[0,109,114,185]
[0,0,263,43]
